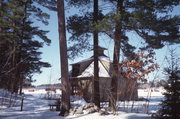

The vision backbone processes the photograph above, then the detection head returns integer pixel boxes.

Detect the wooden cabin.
[70,47,138,102]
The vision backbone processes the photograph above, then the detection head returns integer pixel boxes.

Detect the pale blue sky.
[32,4,180,86]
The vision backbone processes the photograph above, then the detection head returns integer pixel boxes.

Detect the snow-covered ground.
[0,88,164,119]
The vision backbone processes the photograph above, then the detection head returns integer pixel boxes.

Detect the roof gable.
[77,57,111,78]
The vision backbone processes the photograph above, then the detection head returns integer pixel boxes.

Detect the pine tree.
[66,0,179,111]
[0,0,52,92]
[157,49,180,119]
[66,0,101,107]
[93,0,100,108]
[109,0,123,111]
[57,0,70,116]
[0,0,25,91]
[99,0,179,111]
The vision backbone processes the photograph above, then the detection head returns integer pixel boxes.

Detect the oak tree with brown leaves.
[119,48,159,100]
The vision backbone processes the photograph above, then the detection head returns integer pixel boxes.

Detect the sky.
[32,3,180,86]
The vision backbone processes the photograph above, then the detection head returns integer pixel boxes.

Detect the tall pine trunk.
[93,0,100,108]
[0,0,3,46]
[110,0,123,111]
[57,0,70,116]
[0,0,1,34]
[0,0,2,35]
[19,1,28,95]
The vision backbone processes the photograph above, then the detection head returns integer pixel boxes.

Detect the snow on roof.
[71,56,111,65]
[71,57,93,65]
[99,56,111,62]
[77,60,111,78]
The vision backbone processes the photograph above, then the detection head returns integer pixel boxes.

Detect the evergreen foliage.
[66,0,180,111]
[0,0,53,93]
[66,0,179,58]
[157,49,180,119]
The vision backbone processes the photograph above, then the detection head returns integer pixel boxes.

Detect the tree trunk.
[0,1,1,34]
[19,1,28,95]
[93,0,100,108]
[0,1,2,34]
[110,0,123,111]
[57,0,70,116]
[0,0,3,46]
[19,75,23,95]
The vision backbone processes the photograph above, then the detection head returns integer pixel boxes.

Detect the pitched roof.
[77,56,111,78]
